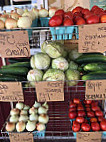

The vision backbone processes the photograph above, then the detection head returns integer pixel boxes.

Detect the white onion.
[38,114,49,124]
[10,12,21,20]
[16,102,24,110]
[16,8,24,16]
[33,101,41,108]
[10,108,20,116]
[5,18,17,29]
[36,123,45,131]
[20,109,28,115]
[31,8,39,18]
[42,102,49,110]
[29,107,37,114]
[26,120,36,131]
[22,11,33,20]
[29,11,36,20]
[29,114,38,122]
[23,105,30,110]
[17,17,32,28]
[16,121,25,132]
[10,115,19,123]
[19,114,28,122]
[49,7,57,17]
[0,20,4,29]
[6,122,15,132]
[39,8,48,17]
[38,106,47,114]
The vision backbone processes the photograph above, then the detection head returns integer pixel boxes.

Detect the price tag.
[77,132,102,142]
[9,132,34,142]
[0,82,24,102]
[0,31,30,58]
[78,23,106,53]
[85,80,106,100]
[35,81,64,102]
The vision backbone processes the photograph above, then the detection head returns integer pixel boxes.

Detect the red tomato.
[98,116,106,122]
[49,15,63,27]
[85,104,91,108]
[87,111,95,118]
[69,111,77,119]
[81,123,91,132]
[76,17,86,25]
[74,16,82,23]
[100,14,106,23]
[55,9,64,15]
[63,18,74,26]
[86,107,91,112]
[90,117,98,123]
[76,117,85,124]
[91,101,99,107]
[84,12,94,19]
[73,120,77,125]
[72,121,80,132]
[78,110,86,117]
[82,8,90,15]
[100,120,106,131]
[70,102,77,108]
[77,103,83,107]
[95,110,103,117]
[69,107,76,112]
[86,15,99,24]
[64,11,73,19]
[84,100,92,105]
[91,5,99,12]
[73,12,82,18]
[93,9,103,15]
[84,119,88,123]
[92,106,100,111]
[73,98,80,104]
[72,6,83,14]
[91,122,100,131]
[77,106,84,111]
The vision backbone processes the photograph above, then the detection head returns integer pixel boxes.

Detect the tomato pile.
[49,5,106,27]
[69,98,106,132]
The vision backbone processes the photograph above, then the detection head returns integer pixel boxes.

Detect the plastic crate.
[74,26,79,39]
[31,18,38,27]
[50,26,75,40]
[40,17,50,27]
[73,132,77,138]
[90,0,106,9]
[70,119,76,124]
[102,131,106,138]
[32,130,45,137]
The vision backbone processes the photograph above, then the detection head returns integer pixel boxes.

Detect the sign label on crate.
[9,132,34,142]
[0,82,24,102]
[77,132,102,142]
[0,31,30,58]
[79,23,106,53]
[35,81,64,102]
[85,80,106,100]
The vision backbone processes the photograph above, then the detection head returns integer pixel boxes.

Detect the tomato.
[82,8,90,15]
[90,117,98,123]
[91,5,99,12]
[73,98,80,104]
[85,104,91,108]
[98,116,106,122]
[87,111,95,118]
[91,101,99,107]
[69,111,77,119]
[55,9,64,15]
[72,121,80,132]
[70,103,77,108]
[76,17,86,25]
[49,15,63,27]
[86,107,91,112]
[73,12,82,18]
[77,106,84,111]
[69,107,76,112]
[95,110,103,117]
[73,120,77,125]
[72,6,83,14]
[91,106,100,111]
[63,18,74,26]
[81,123,91,132]
[100,120,106,131]
[86,15,99,24]
[100,14,106,23]
[84,12,94,19]
[78,110,86,117]
[91,122,100,131]
[64,11,73,19]
[84,119,88,123]
[77,103,83,107]
[84,100,92,105]
[76,117,85,124]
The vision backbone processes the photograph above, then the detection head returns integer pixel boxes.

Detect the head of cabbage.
[69,48,82,61]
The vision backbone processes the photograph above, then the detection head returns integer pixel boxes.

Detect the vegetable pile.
[6,101,49,132]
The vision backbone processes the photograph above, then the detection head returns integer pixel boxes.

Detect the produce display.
[5,101,49,132]
[69,98,106,132]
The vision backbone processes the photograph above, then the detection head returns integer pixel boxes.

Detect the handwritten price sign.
[0,31,30,58]
[0,82,24,102]
[85,80,106,100]
[9,133,33,142]
[35,81,64,102]
[79,23,106,53]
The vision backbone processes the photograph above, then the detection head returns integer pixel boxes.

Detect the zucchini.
[82,71,106,80]
[84,63,106,71]
[0,75,27,81]
[2,62,30,68]
[0,67,28,76]
[76,54,106,64]
[8,58,30,64]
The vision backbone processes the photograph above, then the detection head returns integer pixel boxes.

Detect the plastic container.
[102,131,106,138]
[32,130,46,137]
[74,26,79,39]
[70,119,76,124]
[50,26,74,40]
[73,132,77,138]
[40,17,50,27]
[31,18,38,27]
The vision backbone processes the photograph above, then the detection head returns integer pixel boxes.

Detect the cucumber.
[76,54,106,64]
[84,63,106,71]
[78,63,87,72]
[82,71,106,80]
[2,62,30,68]
[8,58,30,64]
[0,75,27,81]
[0,67,28,76]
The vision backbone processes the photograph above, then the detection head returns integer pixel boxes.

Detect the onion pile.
[5,101,49,132]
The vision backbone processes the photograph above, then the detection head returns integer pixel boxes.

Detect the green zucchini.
[76,54,106,64]
[82,71,106,80]
[0,75,27,81]
[84,63,106,71]
[8,58,30,64]
[2,62,30,68]
[0,67,28,76]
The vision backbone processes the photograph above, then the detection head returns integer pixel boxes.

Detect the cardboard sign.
[35,81,64,102]
[0,31,30,58]
[79,23,106,53]
[0,82,24,102]
[77,132,102,142]
[9,132,34,142]
[85,80,106,100]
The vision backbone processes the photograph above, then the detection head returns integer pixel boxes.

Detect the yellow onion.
[10,12,21,20]
[23,105,30,110]
[26,120,36,131]
[38,106,47,114]
[10,115,19,123]
[20,109,28,115]
[31,8,39,18]
[29,114,38,122]
[5,18,17,29]
[29,107,37,114]
[17,17,32,28]
[19,114,28,122]
[16,8,24,16]
[6,122,15,132]
[16,102,24,110]
[0,17,7,23]
[16,121,25,132]
[36,123,45,131]
[38,114,49,124]
[39,8,48,17]
[49,7,57,17]
[10,108,20,116]
[42,102,49,110]
[0,20,4,29]
[33,101,41,108]
[22,11,33,20]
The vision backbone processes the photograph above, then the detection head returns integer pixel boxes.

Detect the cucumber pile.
[76,53,106,80]
[0,58,30,81]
